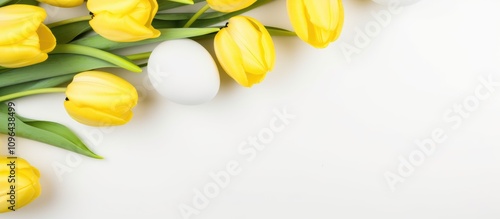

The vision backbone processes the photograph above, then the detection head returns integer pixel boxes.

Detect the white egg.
[147,39,220,105]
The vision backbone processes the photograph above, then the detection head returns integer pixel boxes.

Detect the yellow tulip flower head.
[64,71,139,126]
[87,0,161,42]
[287,0,344,48]
[214,16,275,87]
[0,157,41,213]
[37,0,84,7]
[0,5,56,68]
[207,0,256,12]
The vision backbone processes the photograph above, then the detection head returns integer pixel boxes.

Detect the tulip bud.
[0,5,56,68]
[0,157,41,213]
[64,71,139,126]
[207,0,256,12]
[214,16,275,87]
[87,0,161,42]
[287,0,344,48]
[37,0,84,7]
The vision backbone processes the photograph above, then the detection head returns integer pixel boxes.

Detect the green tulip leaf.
[50,44,142,73]
[72,28,220,51]
[23,121,102,159]
[0,105,103,159]
[0,54,130,88]
[50,20,92,44]
[0,0,11,7]
[0,74,75,96]
[151,19,182,29]
[266,26,296,36]
[153,0,275,28]
[190,0,275,27]
[190,26,295,41]
[155,11,226,21]
[157,0,204,11]
[7,0,38,5]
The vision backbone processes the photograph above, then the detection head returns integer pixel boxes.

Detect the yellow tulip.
[37,0,84,7]
[0,157,41,213]
[64,71,139,126]
[287,0,344,48]
[214,16,275,87]
[87,0,161,42]
[0,5,56,68]
[207,0,256,12]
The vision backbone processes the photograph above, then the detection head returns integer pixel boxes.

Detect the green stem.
[46,15,92,28]
[51,44,142,73]
[183,3,210,28]
[126,52,152,61]
[0,88,66,102]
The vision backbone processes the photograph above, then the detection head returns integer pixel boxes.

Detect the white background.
[3,0,500,218]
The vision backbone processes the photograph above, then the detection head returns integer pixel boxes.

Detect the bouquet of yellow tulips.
[0,0,343,212]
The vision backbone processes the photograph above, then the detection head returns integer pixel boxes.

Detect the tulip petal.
[64,71,138,126]
[37,24,56,53]
[87,0,158,26]
[227,16,267,75]
[67,87,136,115]
[207,0,256,12]
[90,11,160,42]
[246,16,275,72]
[307,0,334,31]
[0,34,48,68]
[214,28,250,87]
[147,0,159,28]
[287,0,310,43]
[15,171,41,209]
[87,0,160,42]
[70,71,137,95]
[246,72,267,85]
[87,0,138,14]
[66,71,138,115]
[288,0,344,48]
[64,101,133,126]
[310,0,343,45]
[128,0,151,25]
[37,0,84,7]
[0,5,55,67]
[0,157,41,213]
[0,5,46,45]
[214,16,275,87]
